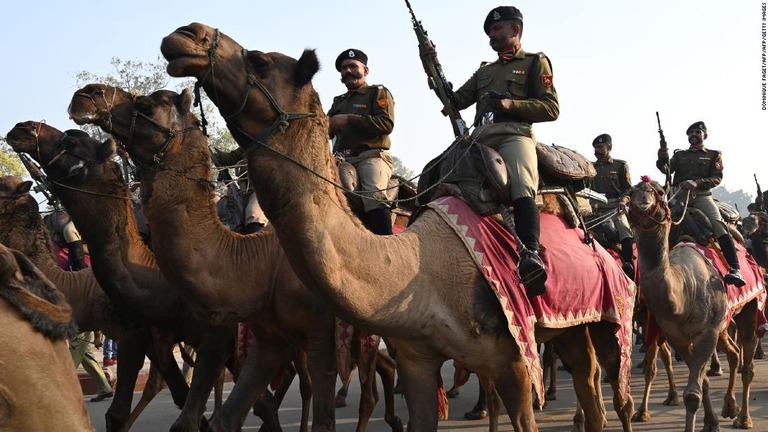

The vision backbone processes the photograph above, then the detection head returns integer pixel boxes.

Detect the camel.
[0,241,94,431]
[158,23,638,432]
[628,178,763,431]
[67,84,403,432]
[5,122,242,432]
[0,175,198,430]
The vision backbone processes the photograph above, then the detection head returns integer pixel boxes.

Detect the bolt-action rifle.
[18,152,61,210]
[404,0,466,137]
[755,174,764,211]
[656,111,671,189]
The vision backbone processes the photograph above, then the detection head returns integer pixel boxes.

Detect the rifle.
[755,174,764,210]
[404,0,466,137]
[18,153,61,210]
[656,111,671,188]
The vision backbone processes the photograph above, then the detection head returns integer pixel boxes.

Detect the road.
[85,347,768,431]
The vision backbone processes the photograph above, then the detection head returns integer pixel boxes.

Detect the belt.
[491,113,530,124]
[339,147,370,157]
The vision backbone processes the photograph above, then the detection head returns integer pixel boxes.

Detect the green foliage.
[392,155,415,180]
[0,139,25,177]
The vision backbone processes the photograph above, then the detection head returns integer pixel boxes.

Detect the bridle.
[628,183,672,232]
[72,86,118,135]
[127,105,198,166]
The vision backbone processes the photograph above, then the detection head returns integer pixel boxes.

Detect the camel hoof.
[631,410,650,423]
[684,392,702,412]
[706,368,723,377]
[733,416,753,429]
[335,395,347,408]
[446,388,460,398]
[388,417,404,432]
[545,390,557,401]
[463,409,488,421]
[721,398,739,419]
[662,394,680,406]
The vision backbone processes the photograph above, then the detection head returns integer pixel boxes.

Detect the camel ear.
[16,181,33,195]
[295,49,319,87]
[179,88,194,115]
[246,50,272,78]
[98,138,118,161]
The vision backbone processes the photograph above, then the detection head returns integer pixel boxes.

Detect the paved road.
[86,347,768,431]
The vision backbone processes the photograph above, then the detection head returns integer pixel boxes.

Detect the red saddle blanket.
[645,241,767,346]
[427,196,636,405]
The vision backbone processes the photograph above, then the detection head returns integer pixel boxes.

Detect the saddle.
[669,195,743,246]
[336,157,418,219]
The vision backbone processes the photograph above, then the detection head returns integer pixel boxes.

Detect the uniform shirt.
[453,48,559,127]
[592,157,632,202]
[656,146,723,193]
[327,84,395,152]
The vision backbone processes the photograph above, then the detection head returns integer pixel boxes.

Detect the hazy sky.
[1,0,765,194]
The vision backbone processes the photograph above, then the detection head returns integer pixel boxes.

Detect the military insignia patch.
[541,75,553,87]
[715,161,723,170]
[377,99,388,109]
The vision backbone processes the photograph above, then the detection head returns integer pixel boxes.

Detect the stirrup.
[723,268,746,287]
[518,250,547,297]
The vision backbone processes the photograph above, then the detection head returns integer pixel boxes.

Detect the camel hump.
[0,246,75,341]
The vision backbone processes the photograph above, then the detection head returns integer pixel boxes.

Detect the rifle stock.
[405,0,466,137]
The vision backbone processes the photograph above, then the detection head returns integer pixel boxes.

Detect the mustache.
[341,71,363,81]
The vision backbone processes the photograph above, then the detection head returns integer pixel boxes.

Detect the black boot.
[67,240,88,271]
[620,237,635,280]
[513,197,547,297]
[717,234,746,287]
[363,207,393,236]
[243,222,266,234]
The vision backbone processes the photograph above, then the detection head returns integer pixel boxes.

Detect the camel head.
[161,23,322,155]
[0,241,75,341]
[742,211,768,237]
[0,176,39,248]
[7,121,116,183]
[627,177,671,231]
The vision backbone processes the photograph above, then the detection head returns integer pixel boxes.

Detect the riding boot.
[513,197,547,297]
[717,234,746,287]
[620,237,635,280]
[67,240,88,271]
[243,222,266,234]
[363,207,393,236]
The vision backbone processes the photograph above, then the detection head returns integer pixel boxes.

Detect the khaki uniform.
[213,148,268,228]
[328,85,395,212]
[657,146,727,237]
[453,48,559,201]
[591,158,633,241]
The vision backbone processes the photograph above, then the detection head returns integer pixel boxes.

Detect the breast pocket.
[505,74,528,98]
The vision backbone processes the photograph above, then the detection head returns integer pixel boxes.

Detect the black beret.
[335,48,368,71]
[592,134,612,146]
[484,6,524,35]
[686,121,707,135]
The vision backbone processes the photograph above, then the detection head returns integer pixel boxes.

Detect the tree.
[392,155,415,180]
[0,139,25,177]
[712,186,754,217]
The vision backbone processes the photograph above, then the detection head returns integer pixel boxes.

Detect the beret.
[484,6,523,35]
[592,133,612,146]
[686,121,707,135]
[335,48,368,71]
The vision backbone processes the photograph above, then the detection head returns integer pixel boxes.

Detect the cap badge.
[493,11,501,20]
[348,50,355,58]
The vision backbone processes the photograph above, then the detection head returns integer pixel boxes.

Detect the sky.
[1,0,766,195]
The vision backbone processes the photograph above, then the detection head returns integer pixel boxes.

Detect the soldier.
[451,6,559,296]
[328,48,395,236]
[211,146,268,234]
[590,134,635,279]
[656,121,746,286]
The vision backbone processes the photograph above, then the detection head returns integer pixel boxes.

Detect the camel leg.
[679,330,719,432]
[733,301,758,429]
[295,356,312,432]
[446,362,471,398]
[354,348,379,432]
[477,376,500,432]
[105,333,147,432]
[589,322,633,432]
[335,362,356,408]
[464,384,488,420]
[395,353,442,432]
[171,328,235,432]
[210,367,226,421]
[375,351,403,432]
[554,327,604,432]
[717,330,740,419]
[121,363,163,431]
[658,342,679,406]
[492,359,538,432]
[209,338,293,431]
[706,352,723,376]
[542,342,558,401]
[631,340,658,422]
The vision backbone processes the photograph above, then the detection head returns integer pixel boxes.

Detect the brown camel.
[0,175,197,431]
[0,242,93,431]
[67,84,403,432]
[628,179,762,431]
[157,23,639,432]
[5,122,242,432]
